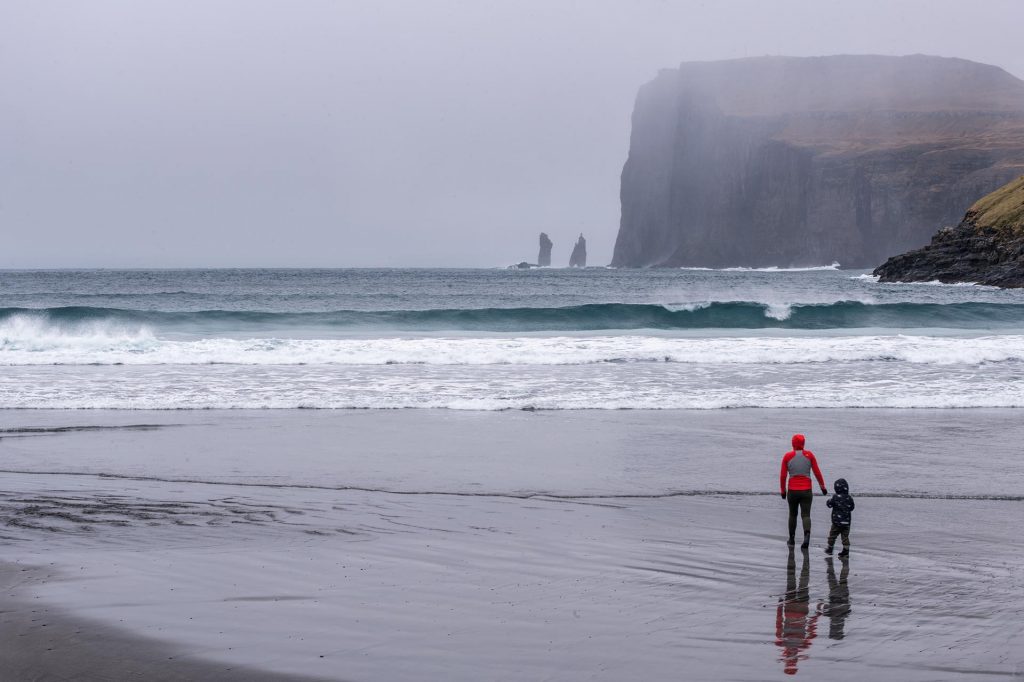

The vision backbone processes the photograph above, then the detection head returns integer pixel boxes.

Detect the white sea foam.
[763,303,793,320]
[917,280,1000,289]
[3,372,1022,410]
[720,262,841,272]
[661,302,712,312]
[0,313,155,351]
[878,278,1000,289]
[4,332,1024,366]
[2,343,1024,409]
[679,262,841,272]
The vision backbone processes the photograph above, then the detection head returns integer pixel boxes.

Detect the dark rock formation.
[874,175,1024,286]
[538,232,552,267]
[569,234,587,267]
[612,55,1024,268]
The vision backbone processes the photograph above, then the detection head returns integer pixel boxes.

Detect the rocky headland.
[873,175,1024,286]
[612,55,1024,268]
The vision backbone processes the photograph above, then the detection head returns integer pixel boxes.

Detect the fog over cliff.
[3,1,1024,267]
[613,55,1024,268]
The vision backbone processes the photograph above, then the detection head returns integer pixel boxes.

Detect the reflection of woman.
[780,434,827,548]
[775,547,819,675]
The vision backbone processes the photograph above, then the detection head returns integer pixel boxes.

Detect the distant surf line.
[678,262,841,272]
[1,470,1020,502]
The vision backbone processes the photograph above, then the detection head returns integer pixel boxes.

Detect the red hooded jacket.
[780,434,826,495]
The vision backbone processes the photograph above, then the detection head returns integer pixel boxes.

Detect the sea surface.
[3,266,1024,409]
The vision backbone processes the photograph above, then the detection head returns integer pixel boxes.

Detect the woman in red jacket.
[780,434,827,548]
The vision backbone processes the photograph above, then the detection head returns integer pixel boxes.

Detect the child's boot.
[824,544,834,554]
[837,547,849,557]
[800,532,810,549]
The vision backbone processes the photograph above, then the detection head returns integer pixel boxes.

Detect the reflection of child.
[819,557,851,640]
[825,478,855,557]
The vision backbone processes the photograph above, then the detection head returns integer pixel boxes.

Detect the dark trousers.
[787,489,813,539]
[827,523,851,549]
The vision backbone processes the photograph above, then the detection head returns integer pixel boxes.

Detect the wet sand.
[1,409,1023,680]
[3,408,1023,498]
[0,563,328,681]
[3,478,1022,679]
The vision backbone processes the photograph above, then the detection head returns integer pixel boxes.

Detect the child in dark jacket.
[825,478,855,557]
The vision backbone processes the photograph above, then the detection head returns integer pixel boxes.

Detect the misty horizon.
[4,0,1024,268]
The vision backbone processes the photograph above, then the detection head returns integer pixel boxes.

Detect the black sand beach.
[1,562,328,681]
[1,409,1022,680]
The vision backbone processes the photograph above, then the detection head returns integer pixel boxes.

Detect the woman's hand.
[780,492,787,499]
[821,487,828,495]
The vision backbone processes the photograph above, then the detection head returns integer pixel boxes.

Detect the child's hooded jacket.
[826,478,855,526]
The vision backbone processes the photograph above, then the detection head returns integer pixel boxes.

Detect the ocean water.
[4,266,1024,409]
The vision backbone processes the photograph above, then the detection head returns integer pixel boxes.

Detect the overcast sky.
[3,0,1024,268]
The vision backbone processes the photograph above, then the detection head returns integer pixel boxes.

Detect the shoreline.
[2,407,1023,499]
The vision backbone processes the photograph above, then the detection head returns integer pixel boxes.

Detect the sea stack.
[538,232,552,267]
[569,234,587,268]
[612,55,1024,268]
[873,176,1024,287]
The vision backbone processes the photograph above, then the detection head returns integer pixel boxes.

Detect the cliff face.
[874,175,1024,286]
[612,55,1024,268]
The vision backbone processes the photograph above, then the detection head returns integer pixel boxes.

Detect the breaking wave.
[6,300,1024,333]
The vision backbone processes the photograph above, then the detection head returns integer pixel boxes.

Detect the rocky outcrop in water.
[569,234,587,268]
[873,176,1024,287]
[538,233,552,267]
[612,55,1024,268]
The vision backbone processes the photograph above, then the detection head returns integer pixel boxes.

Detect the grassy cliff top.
[669,55,1024,116]
[970,175,1024,234]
